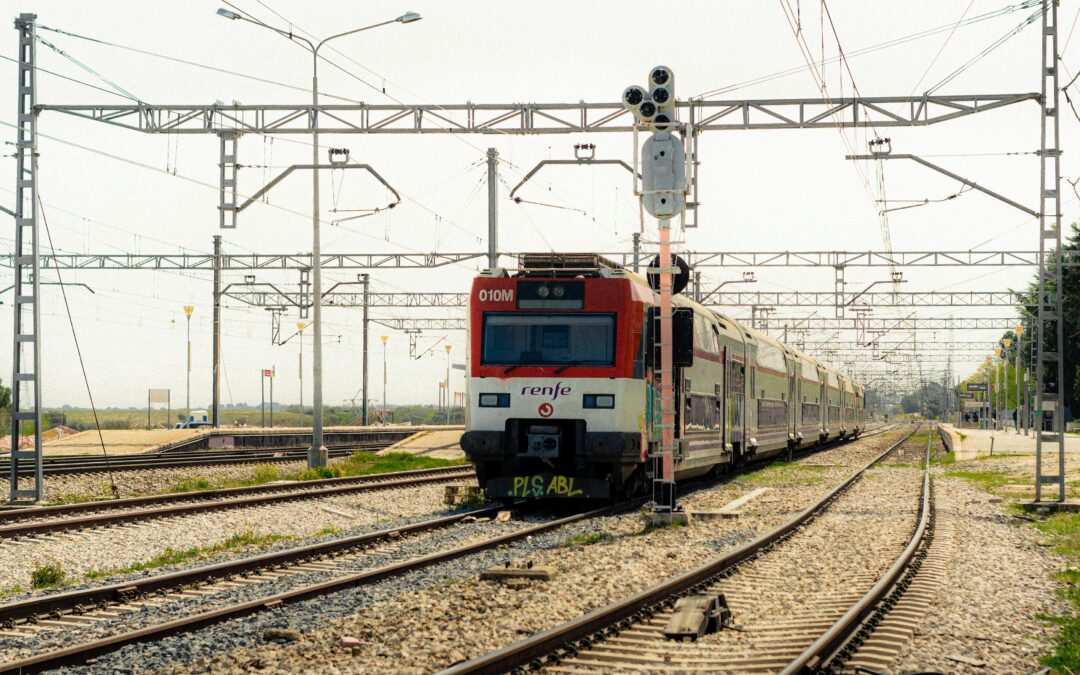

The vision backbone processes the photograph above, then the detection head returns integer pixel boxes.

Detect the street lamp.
[219,7,422,468]
[1014,324,1025,435]
[994,346,1003,430]
[445,343,452,425]
[297,321,306,428]
[1001,338,1013,431]
[183,305,194,426]
[380,335,388,425]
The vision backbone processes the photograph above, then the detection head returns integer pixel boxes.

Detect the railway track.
[0,423,900,673]
[0,465,477,539]
[0,445,385,478]
[0,500,639,673]
[441,423,932,674]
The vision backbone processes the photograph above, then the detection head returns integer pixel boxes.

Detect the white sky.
[1,0,1076,408]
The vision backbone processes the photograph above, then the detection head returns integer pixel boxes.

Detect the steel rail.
[0,466,475,539]
[439,424,919,675]
[0,465,473,523]
[0,501,638,674]
[0,446,369,477]
[779,427,934,673]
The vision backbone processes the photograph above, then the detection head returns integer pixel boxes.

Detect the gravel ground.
[890,473,1071,673]
[0,481,458,593]
[6,456,358,503]
[42,430,910,674]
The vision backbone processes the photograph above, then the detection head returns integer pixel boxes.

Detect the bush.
[296,466,343,481]
[251,465,281,484]
[30,561,66,589]
[99,417,136,430]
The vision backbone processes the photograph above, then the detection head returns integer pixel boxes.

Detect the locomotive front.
[460,259,651,500]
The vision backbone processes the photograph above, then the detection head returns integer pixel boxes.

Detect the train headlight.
[552,286,565,298]
[537,286,550,298]
[479,393,510,408]
[583,394,615,409]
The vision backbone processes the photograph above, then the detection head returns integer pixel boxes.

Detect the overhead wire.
[37,195,121,499]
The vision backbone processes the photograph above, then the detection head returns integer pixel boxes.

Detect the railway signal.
[625,66,691,517]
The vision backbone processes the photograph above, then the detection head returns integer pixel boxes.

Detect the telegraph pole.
[361,273,370,425]
[487,148,499,270]
[211,235,222,428]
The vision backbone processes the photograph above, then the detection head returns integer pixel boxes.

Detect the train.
[460,253,865,500]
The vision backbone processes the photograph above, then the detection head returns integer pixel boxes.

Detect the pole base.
[307,445,329,468]
[645,509,692,528]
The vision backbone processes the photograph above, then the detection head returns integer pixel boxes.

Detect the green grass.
[743,461,828,485]
[84,530,291,580]
[163,453,466,496]
[30,562,66,589]
[313,526,343,537]
[564,531,615,547]
[0,584,26,600]
[943,468,1012,492]
[888,462,913,468]
[930,451,956,467]
[1032,513,1080,673]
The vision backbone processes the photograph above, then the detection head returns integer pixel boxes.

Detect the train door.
[819,379,827,436]
[787,358,797,444]
[728,358,746,455]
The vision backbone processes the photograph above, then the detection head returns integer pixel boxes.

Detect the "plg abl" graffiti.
[510,474,584,498]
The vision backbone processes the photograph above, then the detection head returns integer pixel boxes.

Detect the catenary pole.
[361,273,369,425]
[487,148,498,270]
[212,235,222,428]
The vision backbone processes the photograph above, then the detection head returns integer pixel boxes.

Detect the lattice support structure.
[218,132,239,229]
[9,14,42,502]
[1036,0,1066,502]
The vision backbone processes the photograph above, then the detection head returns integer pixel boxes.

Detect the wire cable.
[38,196,121,499]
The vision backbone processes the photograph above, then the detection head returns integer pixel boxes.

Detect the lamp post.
[380,335,388,425]
[997,339,1006,429]
[218,7,422,467]
[445,344,452,425]
[183,305,193,426]
[1014,325,1025,435]
[297,322,306,428]
[993,347,1003,430]
[983,357,991,429]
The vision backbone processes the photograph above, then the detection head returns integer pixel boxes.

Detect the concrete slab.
[693,488,770,521]
[945,426,1080,460]
[376,429,465,460]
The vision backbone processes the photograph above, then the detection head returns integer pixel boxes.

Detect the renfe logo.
[521,383,572,401]
[477,289,514,303]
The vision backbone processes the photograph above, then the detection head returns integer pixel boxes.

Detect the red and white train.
[460,253,865,500]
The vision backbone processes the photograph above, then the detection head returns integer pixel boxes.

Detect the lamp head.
[396,11,422,23]
[183,305,194,316]
[297,322,307,332]
[1002,338,1012,348]
[380,335,388,344]
[445,344,452,353]
[1014,325,1024,337]
[216,8,242,20]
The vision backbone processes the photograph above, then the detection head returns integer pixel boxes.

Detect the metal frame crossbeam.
[36,94,1037,135]
[700,290,1024,307]
[3,249,1076,271]
[745,317,1020,331]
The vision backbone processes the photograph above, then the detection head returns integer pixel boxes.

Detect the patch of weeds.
[30,561,66,589]
[1032,513,1080,673]
[888,462,912,468]
[84,530,292,581]
[0,584,26,600]
[943,468,1014,492]
[44,492,97,506]
[249,464,282,484]
[930,451,955,467]
[295,466,344,481]
[171,477,215,493]
[639,520,686,535]
[451,489,489,509]
[288,451,467,481]
[313,526,342,537]
[564,531,615,547]
[744,461,827,485]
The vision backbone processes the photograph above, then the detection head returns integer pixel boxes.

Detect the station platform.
[376,428,465,461]
[941,424,1080,460]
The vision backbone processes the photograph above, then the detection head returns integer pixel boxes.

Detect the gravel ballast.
[38,431,909,673]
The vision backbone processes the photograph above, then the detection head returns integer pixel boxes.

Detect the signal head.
[652,112,673,131]
[650,86,671,105]
[622,85,646,109]
[638,100,657,120]
[650,65,673,87]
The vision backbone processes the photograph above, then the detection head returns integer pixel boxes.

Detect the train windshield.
[481,313,616,366]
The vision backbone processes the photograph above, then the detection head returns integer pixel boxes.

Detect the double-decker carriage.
[460,253,864,500]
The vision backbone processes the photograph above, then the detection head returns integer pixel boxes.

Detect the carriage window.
[482,313,616,366]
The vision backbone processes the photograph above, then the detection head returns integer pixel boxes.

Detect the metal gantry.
[8,13,42,501]
[8,8,1069,503]
[4,249,1077,271]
